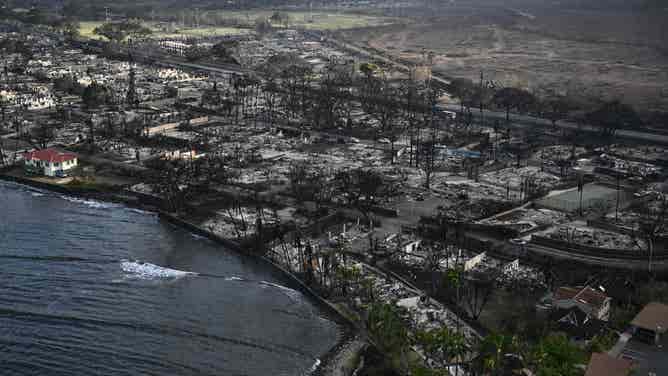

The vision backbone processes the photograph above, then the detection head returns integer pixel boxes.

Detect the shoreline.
[0,171,364,376]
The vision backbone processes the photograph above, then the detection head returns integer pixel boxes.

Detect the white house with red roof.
[24,148,78,178]
[540,285,612,321]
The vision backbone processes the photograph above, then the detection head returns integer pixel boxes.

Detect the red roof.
[631,302,668,331]
[24,149,77,163]
[585,353,633,376]
[555,286,609,310]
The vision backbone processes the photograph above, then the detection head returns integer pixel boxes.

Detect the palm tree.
[367,302,411,372]
[416,326,469,371]
[473,332,519,375]
[527,333,585,376]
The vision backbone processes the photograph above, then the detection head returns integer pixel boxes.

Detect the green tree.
[586,330,618,355]
[528,333,586,376]
[415,326,468,367]
[473,332,520,375]
[64,21,81,41]
[359,62,379,78]
[367,302,411,372]
[93,21,152,44]
[270,11,290,28]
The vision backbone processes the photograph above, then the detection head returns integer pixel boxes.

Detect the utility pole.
[126,65,137,109]
[479,70,484,128]
[104,7,110,22]
[194,8,199,28]
[615,170,621,222]
[578,174,584,217]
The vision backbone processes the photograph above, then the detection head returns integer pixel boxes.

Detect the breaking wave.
[120,261,197,279]
[260,281,303,302]
[126,208,153,215]
[190,233,209,241]
[307,358,321,374]
[60,195,117,210]
[225,276,245,281]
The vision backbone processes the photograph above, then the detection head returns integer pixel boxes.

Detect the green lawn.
[79,21,105,40]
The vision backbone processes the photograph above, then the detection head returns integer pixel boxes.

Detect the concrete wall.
[145,116,209,136]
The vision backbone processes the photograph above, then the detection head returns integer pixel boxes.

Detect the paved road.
[527,243,668,271]
[325,35,668,146]
[138,33,668,147]
[322,34,451,87]
[437,103,668,145]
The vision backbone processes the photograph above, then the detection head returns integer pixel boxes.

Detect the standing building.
[541,285,612,321]
[24,148,78,177]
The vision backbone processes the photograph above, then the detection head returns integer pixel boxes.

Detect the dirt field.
[78,21,251,40]
[340,8,668,112]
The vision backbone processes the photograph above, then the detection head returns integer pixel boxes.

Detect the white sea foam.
[120,261,197,279]
[60,195,116,209]
[306,358,321,374]
[190,233,207,240]
[31,192,45,197]
[225,276,244,281]
[260,281,303,301]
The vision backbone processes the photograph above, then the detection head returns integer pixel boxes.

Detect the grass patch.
[79,21,105,40]
[66,178,115,191]
[332,302,363,324]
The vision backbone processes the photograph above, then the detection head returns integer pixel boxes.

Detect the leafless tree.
[334,168,388,222]
[633,194,668,274]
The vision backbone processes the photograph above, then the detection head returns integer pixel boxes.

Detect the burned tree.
[310,60,353,129]
[334,168,389,222]
[537,90,578,129]
[492,87,536,124]
[633,194,668,274]
[418,83,442,189]
[586,100,642,141]
[446,77,475,115]
[401,79,427,167]
[25,121,57,150]
[462,272,497,321]
[148,155,235,213]
[278,59,312,120]
[148,158,197,213]
[362,72,403,162]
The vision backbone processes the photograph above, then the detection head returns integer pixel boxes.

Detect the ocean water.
[0,181,339,376]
